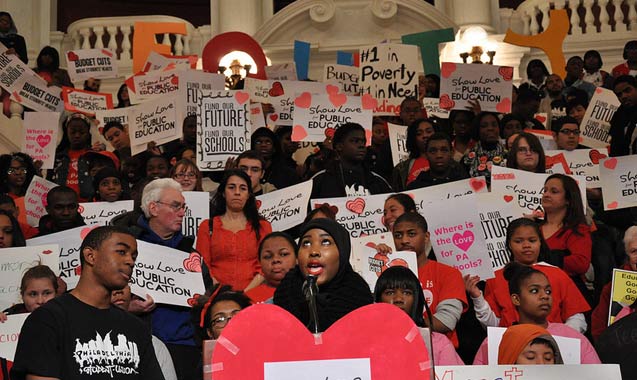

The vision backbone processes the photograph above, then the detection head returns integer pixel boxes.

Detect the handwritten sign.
[292,91,373,142]
[78,200,134,226]
[311,193,387,239]
[359,43,420,115]
[265,63,297,81]
[129,241,205,307]
[256,180,312,231]
[0,245,59,311]
[579,87,620,148]
[323,63,360,95]
[545,148,608,187]
[95,107,129,128]
[10,75,63,112]
[264,358,371,380]
[65,48,118,81]
[182,191,209,245]
[22,112,60,170]
[486,326,581,364]
[0,42,37,94]
[128,94,179,146]
[62,87,114,115]
[599,155,637,211]
[421,194,494,279]
[422,97,449,119]
[196,90,251,171]
[475,192,522,271]
[24,176,58,227]
[388,122,408,167]
[434,365,621,380]
[142,51,197,72]
[0,314,29,361]
[528,129,558,151]
[408,177,489,209]
[176,69,225,124]
[438,62,513,113]
[608,269,637,325]
[125,70,179,104]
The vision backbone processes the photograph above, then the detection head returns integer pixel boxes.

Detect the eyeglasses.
[173,172,197,180]
[211,310,241,327]
[559,129,580,136]
[7,167,27,175]
[517,147,538,154]
[155,201,187,212]
[239,165,262,174]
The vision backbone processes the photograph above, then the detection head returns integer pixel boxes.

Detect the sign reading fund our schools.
[579,87,620,148]
[0,42,35,93]
[359,43,419,115]
[129,94,178,146]
[439,62,514,113]
[196,90,251,171]
[65,48,118,81]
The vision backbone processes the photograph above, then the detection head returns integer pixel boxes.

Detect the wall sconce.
[459,26,496,64]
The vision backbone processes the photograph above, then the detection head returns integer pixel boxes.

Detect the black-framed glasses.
[174,172,197,180]
[7,167,27,175]
[559,129,580,136]
[155,201,187,212]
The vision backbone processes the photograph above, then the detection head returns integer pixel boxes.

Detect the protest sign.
[545,148,608,187]
[65,48,118,81]
[62,87,114,115]
[24,176,58,227]
[311,194,387,239]
[323,63,360,95]
[250,103,267,131]
[128,94,179,146]
[422,97,449,119]
[0,314,29,361]
[125,69,180,104]
[435,365,620,380]
[351,233,396,273]
[599,155,637,211]
[487,326,581,364]
[27,226,96,290]
[265,359,371,380]
[420,194,494,279]
[475,192,522,271]
[256,180,312,231]
[176,69,225,123]
[0,42,38,94]
[534,112,549,129]
[0,245,59,311]
[10,75,63,112]
[142,51,197,72]
[129,241,205,307]
[95,107,129,128]
[22,112,59,169]
[292,141,320,166]
[291,91,373,143]
[359,43,420,115]
[196,90,251,171]
[608,269,637,326]
[528,129,558,151]
[579,87,620,148]
[408,177,488,209]
[265,63,297,81]
[182,191,209,245]
[544,152,571,174]
[78,200,134,226]
[491,166,586,217]
[438,62,514,113]
[388,123,408,167]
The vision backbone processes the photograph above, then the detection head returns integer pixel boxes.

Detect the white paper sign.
[264,358,371,380]
[475,192,522,271]
[24,176,58,227]
[265,63,297,81]
[407,177,488,209]
[129,241,205,307]
[176,69,226,124]
[65,48,118,81]
[128,94,179,146]
[351,233,396,274]
[142,51,197,72]
[78,200,134,226]
[579,87,620,148]
[256,180,313,231]
[388,123,409,167]
[599,156,637,211]
[311,193,388,239]
[435,365,621,380]
[0,313,30,361]
[422,97,449,119]
[486,326,581,365]
[439,62,514,113]
[528,130,558,151]
[22,112,60,170]
[182,191,209,245]
[323,63,360,95]
[126,70,180,104]
[10,76,63,112]
[0,42,39,94]
[62,87,114,115]
[545,148,608,187]
[95,107,129,128]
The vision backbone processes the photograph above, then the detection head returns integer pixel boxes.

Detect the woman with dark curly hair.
[0,153,37,198]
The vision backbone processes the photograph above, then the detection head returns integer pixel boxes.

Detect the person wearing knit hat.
[498,324,563,365]
[93,166,127,202]
[274,218,373,332]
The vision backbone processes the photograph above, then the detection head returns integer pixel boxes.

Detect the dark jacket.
[47,150,93,200]
[609,104,637,157]
[406,161,469,190]
[0,34,27,63]
[36,214,86,237]
[310,163,392,199]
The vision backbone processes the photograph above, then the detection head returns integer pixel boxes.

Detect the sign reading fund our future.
[196,90,251,171]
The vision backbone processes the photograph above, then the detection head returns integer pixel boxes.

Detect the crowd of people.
[1,8,637,379]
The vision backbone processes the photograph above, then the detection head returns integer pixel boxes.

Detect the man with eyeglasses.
[551,116,582,151]
[36,185,86,237]
[235,150,276,196]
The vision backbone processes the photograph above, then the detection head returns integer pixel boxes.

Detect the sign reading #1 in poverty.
[599,155,637,211]
[62,87,114,116]
[196,90,251,171]
[311,193,388,239]
[22,112,60,170]
[256,180,313,231]
[579,87,620,148]
[359,43,420,116]
[545,148,609,187]
[65,48,118,81]
[438,62,514,113]
[323,63,360,95]
[128,94,179,146]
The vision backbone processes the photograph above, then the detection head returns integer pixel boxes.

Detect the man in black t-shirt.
[11,226,165,380]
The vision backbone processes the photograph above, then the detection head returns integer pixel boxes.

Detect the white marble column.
[211,0,266,36]
[445,0,498,32]
[0,0,52,62]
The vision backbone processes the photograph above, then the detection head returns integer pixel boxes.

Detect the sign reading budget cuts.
[196,90,251,171]
[65,48,118,81]
[11,75,63,113]
[323,63,360,95]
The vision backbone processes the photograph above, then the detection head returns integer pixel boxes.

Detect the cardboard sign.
[182,191,209,245]
[351,233,396,273]
[264,358,371,380]
[65,48,118,81]
[435,365,620,380]
[0,42,38,94]
[291,91,374,142]
[580,87,620,148]
[323,63,360,95]
[422,97,449,119]
[420,194,494,280]
[490,166,587,217]
[126,70,180,104]
[359,43,420,115]
[22,112,60,170]
[10,75,63,112]
[176,69,226,124]
[439,62,514,113]
[27,226,96,290]
[487,326,581,364]
[78,200,134,226]
[24,176,58,227]
[528,129,558,151]
[142,51,197,72]
[608,269,637,325]
[545,148,608,187]
[599,156,637,211]
[292,141,320,166]
[250,103,267,131]
[311,193,388,239]
[128,94,179,146]
[62,87,114,115]
[0,245,59,311]
[408,177,489,209]
[475,192,522,271]
[0,314,29,361]
[129,241,205,307]
[256,180,313,231]
[95,107,129,128]
[388,122,409,167]
[196,90,251,171]
[265,63,297,81]
[132,22,187,73]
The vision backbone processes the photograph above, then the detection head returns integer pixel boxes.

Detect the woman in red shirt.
[196,170,272,291]
[391,118,435,191]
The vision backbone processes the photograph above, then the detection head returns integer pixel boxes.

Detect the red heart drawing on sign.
[268,81,284,97]
[211,303,430,380]
[595,87,603,94]
[75,266,82,276]
[269,114,278,122]
[365,242,377,249]
[80,226,98,240]
[36,134,51,148]
[589,149,607,165]
[256,200,262,210]
[187,293,202,307]
[345,197,366,215]
[535,114,547,123]
[603,157,618,170]
[498,66,513,81]
[235,91,249,105]
[373,252,389,277]
[291,125,308,141]
[182,252,202,273]
[496,98,512,113]
[469,178,486,192]
[439,94,455,110]
[440,62,456,78]
[41,249,52,255]
[328,92,347,108]
[607,201,619,209]
[67,51,79,61]
[361,93,378,110]
[170,75,179,86]
[77,205,84,214]
[503,195,514,203]
[325,84,340,95]
[294,92,312,109]
[324,127,335,138]
[452,230,475,252]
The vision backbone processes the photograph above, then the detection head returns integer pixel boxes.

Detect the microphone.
[303,274,320,334]
[303,274,318,298]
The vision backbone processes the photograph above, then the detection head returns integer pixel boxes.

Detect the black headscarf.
[274,218,373,332]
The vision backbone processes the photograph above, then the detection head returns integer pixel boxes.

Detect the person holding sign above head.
[391,118,435,191]
[609,75,637,157]
[506,132,546,173]
[274,218,373,332]
[472,262,600,364]
[310,123,392,198]
[462,112,506,186]
[497,324,563,365]
[466,218,590,333]
[406,132,469,190]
